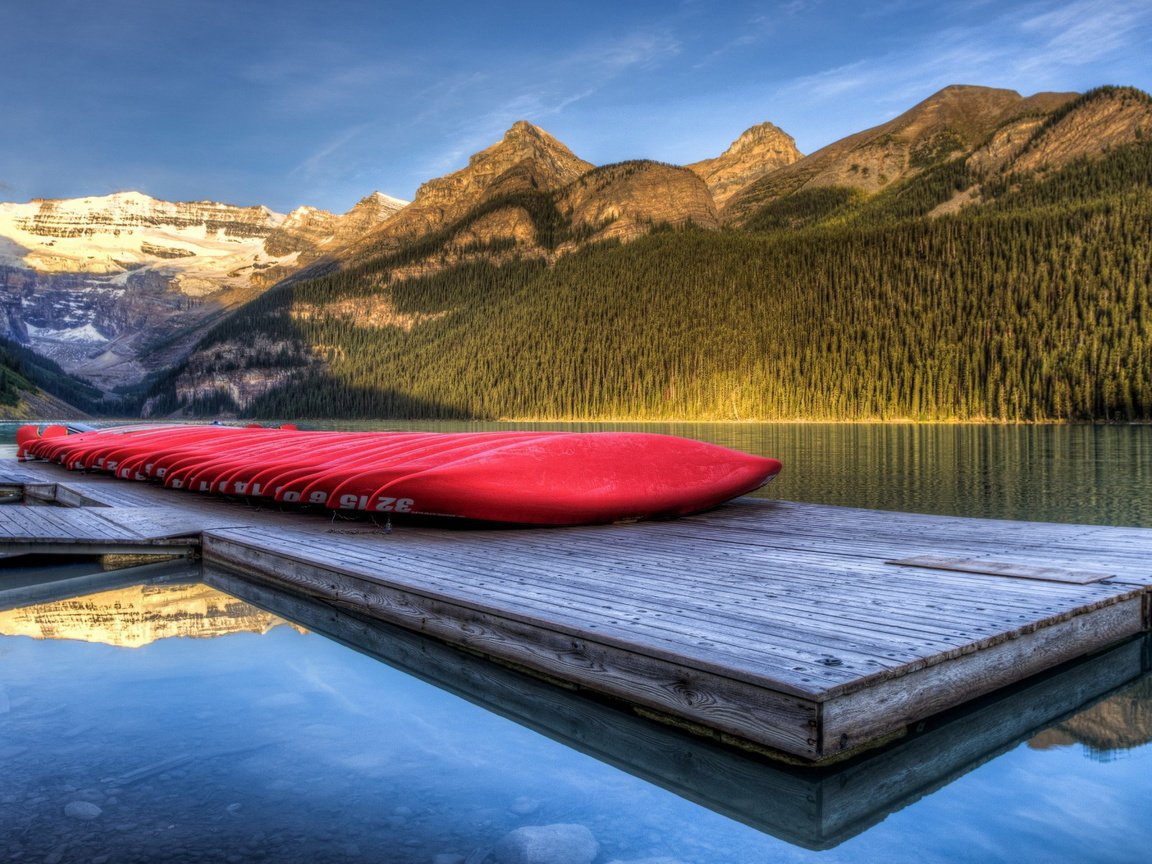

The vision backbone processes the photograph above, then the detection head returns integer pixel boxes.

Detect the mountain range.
[3,83,1151,421]
[0,190,405,392]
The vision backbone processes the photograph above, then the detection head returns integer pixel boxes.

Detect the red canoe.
[17,425,782,526]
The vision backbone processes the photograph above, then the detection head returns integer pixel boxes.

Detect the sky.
[3,0,1151,215]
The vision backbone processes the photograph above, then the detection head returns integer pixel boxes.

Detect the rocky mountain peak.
[886,84,1075,145]
[282,204,325,225]
[721,84,1080,223]
[343,191,407,225]
[495,120,577,157]
[261,193,406,271]
[363,190,409,210]
[723,122,798,157]
[503,119,549,142]
[311,192,405,249]
[351,122,593,251]
[688,121,802,206]
[458,120,592,183]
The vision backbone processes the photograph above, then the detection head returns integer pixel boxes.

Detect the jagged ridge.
[144,84,1152,423]
[8,83,1152,419]
[722,85,1081,224]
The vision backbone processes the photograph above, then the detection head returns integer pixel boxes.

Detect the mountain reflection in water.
[0,582,299,647]
[1029,676,1152,759]
[8,575,1150,758]
[2,566,1151,862]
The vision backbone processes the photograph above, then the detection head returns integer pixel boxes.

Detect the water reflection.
[3,595,744,863]
[2,566,1151,862]
[3,422,1151,527]
[205,568,1152,851]
[1030,675,1152,761]
[0,580,297,647]
[493,422,1152,528]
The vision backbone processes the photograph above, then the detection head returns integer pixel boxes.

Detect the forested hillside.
[0,337,104,415]
[0,350,34,408]
[147,133,1152,423]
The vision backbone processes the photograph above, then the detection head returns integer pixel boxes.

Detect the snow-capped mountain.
[0,190,405,388]
[0,191,288,281]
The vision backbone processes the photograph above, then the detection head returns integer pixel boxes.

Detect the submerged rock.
[63,800,102,820]
[509,796,541,816]
[492,824,598,864]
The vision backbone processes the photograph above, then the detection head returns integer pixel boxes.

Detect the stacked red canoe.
[16,424,782,526]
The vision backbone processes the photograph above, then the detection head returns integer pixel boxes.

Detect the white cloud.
[243,46,412,116]
[777,0,1152,113]
[1018,0,1150,67]
[403,26,682,182]
[288,125,370,180]
[783,59,875,100]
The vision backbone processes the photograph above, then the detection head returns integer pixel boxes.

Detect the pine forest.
[146,136,1152,423]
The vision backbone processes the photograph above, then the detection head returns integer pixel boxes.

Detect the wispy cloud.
[407,27,682,181]
[777,0,1152,112]
[1017,0,1149,67]
[288,125,370,180]
[517,26,681,117]
[690,1,818,69]
[784,59,876,100]
[564,28,683,74]
[693,17,774,68]
[243,49,411,116]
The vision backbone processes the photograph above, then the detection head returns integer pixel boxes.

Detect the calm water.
[2,422,1151,862]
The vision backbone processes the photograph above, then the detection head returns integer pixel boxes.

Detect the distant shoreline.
[4,416,1151,428]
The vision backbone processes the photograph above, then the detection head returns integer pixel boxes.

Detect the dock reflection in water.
[1,563,1150,863]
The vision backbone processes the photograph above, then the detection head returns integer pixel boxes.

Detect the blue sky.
[4,0,1151,214]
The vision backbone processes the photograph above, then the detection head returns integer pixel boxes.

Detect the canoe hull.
[361,433,778,524]
[18,426,782,526]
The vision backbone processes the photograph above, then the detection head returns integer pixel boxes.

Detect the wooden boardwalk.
[3,457,1151,763]
[0,505,199,557]
[205,567,1152,849]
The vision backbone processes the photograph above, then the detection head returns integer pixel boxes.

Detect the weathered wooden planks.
[0,467,203,556]
[204,565,1152,850]
[201,520,1147,760]
[4,456,1152,762]
[886,554,1118,583]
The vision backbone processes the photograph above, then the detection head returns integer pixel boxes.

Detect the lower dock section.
[200,514,1149,763]
[4,458,1152,763]
[202,566,1152,849]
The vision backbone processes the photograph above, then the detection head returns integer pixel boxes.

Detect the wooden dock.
[204,567,1152,849]
[3,457,1151,764]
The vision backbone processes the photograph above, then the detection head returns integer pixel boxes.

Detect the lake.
[1,422,1151,863]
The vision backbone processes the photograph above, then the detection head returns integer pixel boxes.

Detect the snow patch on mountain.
[24,322,109,343]
[368,191,408,210]
[0,192,299,291]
